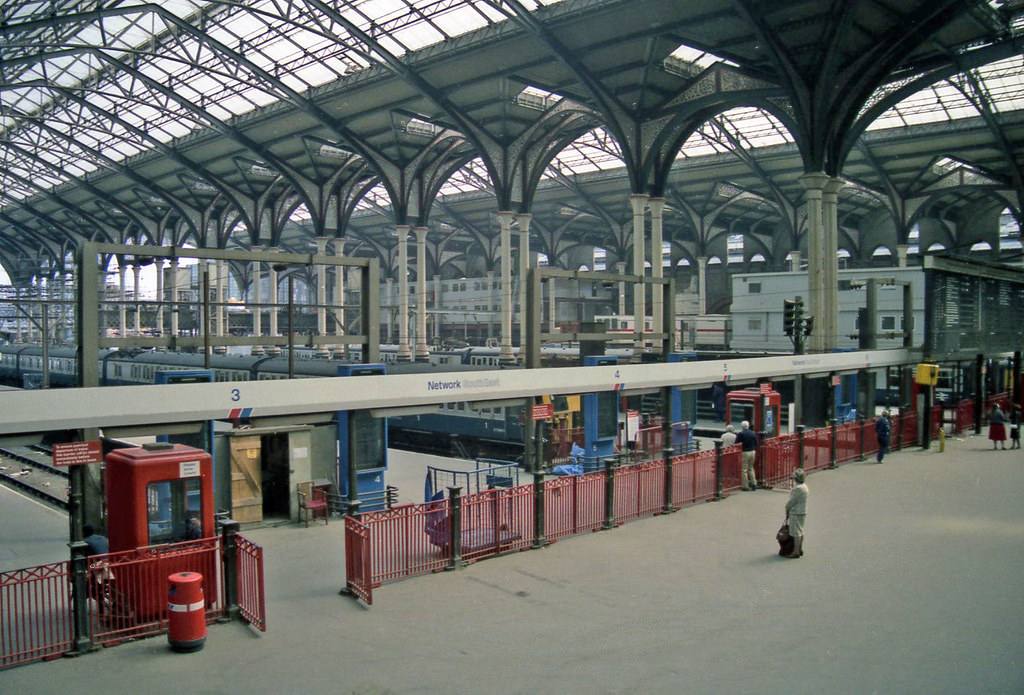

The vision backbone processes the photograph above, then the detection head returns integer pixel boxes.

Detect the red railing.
[545,472,606,540]
[613,460,665,523]
[670,448,718,506]
[347,416,956,602]
[895,411,918,448]
[362,500,450,586]
[460,485,535,562]
[236,535,266,631]
[0,561,73,669]
[344,515,373,605]
[760,433,799,489]
[954,398,974,434]
[835,421,863,464]
[802,427,831,472]
[89,538,223,646]
[2,532,262,669]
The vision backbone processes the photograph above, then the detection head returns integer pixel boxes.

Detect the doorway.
[260,432,290,517]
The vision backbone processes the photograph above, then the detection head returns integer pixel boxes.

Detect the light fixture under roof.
[404,117,438,138]
[663,44,738,78]
[514,86,563,111]
[249,163,278,178]
[318,143,353,160]
[931,156,974,175]
[715,182,743,198]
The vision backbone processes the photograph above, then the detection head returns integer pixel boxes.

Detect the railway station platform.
[3,433,1023,695]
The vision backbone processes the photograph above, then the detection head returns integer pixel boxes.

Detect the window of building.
[748,282,761,293]
[881,316,896,330]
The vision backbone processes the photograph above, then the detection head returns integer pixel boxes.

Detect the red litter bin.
[167,572,206,652]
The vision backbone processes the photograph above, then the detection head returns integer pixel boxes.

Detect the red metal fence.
[89,538,222,646]
[671,448,719,506]
[545,471,607,541]
[345,444,737,601]
[461,486,535,562]
[1,531,264,670]
[345,411,959,603]
[236,535,266,632]
[613,460,665,523]
[760,433,799,489]
[0,561,73,669]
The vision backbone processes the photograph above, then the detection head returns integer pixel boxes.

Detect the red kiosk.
[105,443,215,551]
[103,443,217,620]
[725,386,782,438]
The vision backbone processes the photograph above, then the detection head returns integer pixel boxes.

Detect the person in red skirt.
[988,404,1007,450]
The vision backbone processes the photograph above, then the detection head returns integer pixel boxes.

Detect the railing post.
[532,471,548,548]
[662,445,675,514]
[713,440,724,501]
[602,458,617,529]
[68,540,92,655]
[447,486,463,569]
[797,425,805,471]
[858,416,866,461]
[830,417,838,469]
[220,519,240,622]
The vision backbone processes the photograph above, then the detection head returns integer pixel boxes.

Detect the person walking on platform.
[784,469,808,559]
[721,424,737,448]
[875,410,891,463]
[988,404,1007,450]
[736,420,758,491]
[1010,405,1021,450]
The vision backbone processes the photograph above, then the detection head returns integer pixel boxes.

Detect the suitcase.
[777,522,794,557]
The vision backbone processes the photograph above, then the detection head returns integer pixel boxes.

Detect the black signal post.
[783,296,811,354]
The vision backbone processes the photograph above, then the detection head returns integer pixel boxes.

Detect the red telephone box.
[103,443,217,621]
[725,388,782,438]
[105,443,215,553]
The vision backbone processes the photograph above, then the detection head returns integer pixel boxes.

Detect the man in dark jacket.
[83,524,109,556]
[735,420,758,491]
[875,410,891,463]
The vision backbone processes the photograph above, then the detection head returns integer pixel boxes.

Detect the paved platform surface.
[3,434,1023,695]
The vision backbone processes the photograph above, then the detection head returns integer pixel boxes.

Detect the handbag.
[776,522,794,557]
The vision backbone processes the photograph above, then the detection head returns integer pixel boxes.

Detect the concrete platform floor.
[3,433,1023,694]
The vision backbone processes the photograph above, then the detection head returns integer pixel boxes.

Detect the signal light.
[783,299,796,336]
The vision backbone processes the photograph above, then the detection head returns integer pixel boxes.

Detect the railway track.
[0,445,70,510]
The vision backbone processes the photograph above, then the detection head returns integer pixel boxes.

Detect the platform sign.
[531,403,554,420]
[625,409,640,442]
[52,441,103,467]
[760,382,773,394]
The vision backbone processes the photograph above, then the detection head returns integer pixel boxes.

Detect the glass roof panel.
[0,0,1017,222]
[431,5,493,36]
[869,56,1024,129]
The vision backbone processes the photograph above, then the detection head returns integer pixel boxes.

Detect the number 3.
[231,388,240,402]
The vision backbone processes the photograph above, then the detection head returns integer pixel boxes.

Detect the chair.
[297,481,329,527]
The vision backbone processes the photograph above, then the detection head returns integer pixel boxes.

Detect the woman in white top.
[784,468,808,559]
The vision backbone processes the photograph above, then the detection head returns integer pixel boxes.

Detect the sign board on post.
[531,403,554,421]
[759,382,773,395]
[626,409,640,442]
[52,441,103,467]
